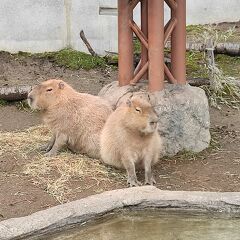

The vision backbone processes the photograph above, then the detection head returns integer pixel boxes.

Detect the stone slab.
[1,186,240,240]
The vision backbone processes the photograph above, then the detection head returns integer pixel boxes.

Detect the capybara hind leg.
[144,157,156,185]
[44,133,67,157]
[40,135,56,152]
[122,157,141,187]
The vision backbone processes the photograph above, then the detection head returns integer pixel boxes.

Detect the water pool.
[47,210,240,240]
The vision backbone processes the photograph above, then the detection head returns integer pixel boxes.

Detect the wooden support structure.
[171,0,186,84]
[118,0,186,92]
[118,0,134,86]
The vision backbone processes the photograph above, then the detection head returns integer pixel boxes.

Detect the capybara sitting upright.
[28,79,112,158]
[100,96,162,187]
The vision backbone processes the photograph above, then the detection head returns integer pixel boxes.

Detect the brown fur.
[28,79,112,158]
[100,96,162,187]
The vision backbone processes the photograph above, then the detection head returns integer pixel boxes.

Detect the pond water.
[47,210,240,240]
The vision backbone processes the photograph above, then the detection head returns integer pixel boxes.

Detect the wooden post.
[171,0,186,84]
[118,0,134,86]
[148,0,165,91]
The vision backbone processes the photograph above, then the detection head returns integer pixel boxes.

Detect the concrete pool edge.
[1,186,240,240]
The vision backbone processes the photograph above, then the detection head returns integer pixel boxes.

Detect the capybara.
[100,96,162,187]
[28,79,112,158]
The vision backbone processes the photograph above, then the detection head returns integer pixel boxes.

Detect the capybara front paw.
[145,177,156,186]
[44,150,57,157]
[127,178,142,187]
[39,143,51,152]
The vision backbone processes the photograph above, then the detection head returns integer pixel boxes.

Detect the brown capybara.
[100,96,162,187]
[28,79,112,158]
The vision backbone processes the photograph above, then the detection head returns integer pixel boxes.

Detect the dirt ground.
[0,51,115,95]
[0,48,240,222]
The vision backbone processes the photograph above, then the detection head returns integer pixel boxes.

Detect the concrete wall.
[71,0,118,55]
[0,0,239,54]
[186,0,240,25]
[0,0,67,53]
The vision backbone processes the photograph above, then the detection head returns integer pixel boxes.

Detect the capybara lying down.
[100,96,162,187]
[28,79,112,158]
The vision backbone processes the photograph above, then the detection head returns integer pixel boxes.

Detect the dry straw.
[194,25,240,109]
[0,126,125,203]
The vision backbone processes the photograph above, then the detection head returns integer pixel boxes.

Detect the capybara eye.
[135,107,141,113]
[46,88,53,92]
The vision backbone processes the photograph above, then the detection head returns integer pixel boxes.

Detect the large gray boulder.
[99,81,210,157]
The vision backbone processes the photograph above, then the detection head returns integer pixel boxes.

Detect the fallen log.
[165,42,240,56]
[0,78,238,102]
[187,78,210,87]
[0,85,33,101]
[0,80,206,102]
[187,78,240,87]
[214,43,240,56]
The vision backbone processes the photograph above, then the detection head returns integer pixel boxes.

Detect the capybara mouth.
[27,97,40,110]
[140,126,156,135]
[150,121,157,129]
[27,97,33,108]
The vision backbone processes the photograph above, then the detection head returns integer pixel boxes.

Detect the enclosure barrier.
[118,0,186,91]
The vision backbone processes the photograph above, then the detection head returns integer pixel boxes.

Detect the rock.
[99,81,211,156]
[1,186,240,240]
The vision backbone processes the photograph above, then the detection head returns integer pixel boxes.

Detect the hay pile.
[0,126,125,203]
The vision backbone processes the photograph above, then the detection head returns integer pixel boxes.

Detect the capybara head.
[28,79,70,110]
[123,96,158,135]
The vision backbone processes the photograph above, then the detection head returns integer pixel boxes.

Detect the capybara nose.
[151,115,158,123]
[149,115,158,129]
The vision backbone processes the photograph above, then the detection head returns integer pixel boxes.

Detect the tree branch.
[79,30,98,57]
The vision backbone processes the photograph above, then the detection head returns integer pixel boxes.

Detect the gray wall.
[186,0,240,25]
[0,0,239,54]
[0,0,67,53]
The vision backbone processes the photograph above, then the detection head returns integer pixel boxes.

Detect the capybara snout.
[124,97,159,135]
[27,94,34,105]
[144,111,158,134]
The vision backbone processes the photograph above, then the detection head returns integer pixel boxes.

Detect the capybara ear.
[58,82,65,89]
[126,98,132,107]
